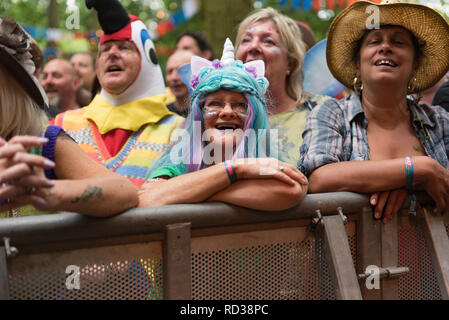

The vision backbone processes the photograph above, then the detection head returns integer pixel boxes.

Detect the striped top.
[53,96,184,188]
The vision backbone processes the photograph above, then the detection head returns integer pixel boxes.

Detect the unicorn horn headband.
[189,38,266,90]
[221,37,235,66]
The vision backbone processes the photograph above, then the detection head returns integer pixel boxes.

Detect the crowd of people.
[1,0,449,223]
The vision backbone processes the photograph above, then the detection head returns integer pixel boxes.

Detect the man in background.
[165,50,194,117]
[70,52,97,106]
[175,31,214,60]
[70,52,96,93]
[164,31,215,107]
[40,59,81,119]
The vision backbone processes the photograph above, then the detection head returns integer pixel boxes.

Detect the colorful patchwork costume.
[53,95,183,188]
[52,0,183,188]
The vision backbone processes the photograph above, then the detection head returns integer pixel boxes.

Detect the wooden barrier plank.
[0,247,9,300]
[421,208,449,300]
[322,215,362,300]
[357,206,382,299]
[381,214,398,300]
[163,223,192,300]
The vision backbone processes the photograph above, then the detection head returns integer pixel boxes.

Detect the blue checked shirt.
[298,93,449,177]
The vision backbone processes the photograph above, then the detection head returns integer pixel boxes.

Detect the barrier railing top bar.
[0,192,371,246]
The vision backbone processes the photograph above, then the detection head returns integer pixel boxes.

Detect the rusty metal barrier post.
[357,206,382,299]
[318,209,362,300]
[420,208,449,299]
[163,223,192,300]
[381,213,399,299]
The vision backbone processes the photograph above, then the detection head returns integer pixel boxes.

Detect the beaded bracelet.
[224,160,237,184]
[404,156,414,190]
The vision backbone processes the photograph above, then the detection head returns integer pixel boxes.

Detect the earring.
[353,76,363,93]
[287,70,291,76]
[407,77,417,93]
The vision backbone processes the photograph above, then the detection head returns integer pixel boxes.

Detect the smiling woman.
[298,1,449,223]
[201,90,248,157]
[235,7,331,166]
[138,39,308,211]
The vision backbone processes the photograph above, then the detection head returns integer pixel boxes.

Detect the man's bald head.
[40,59,81,112]
[167,50,194,73]
[166,50,194,100]
[47,59,79,77]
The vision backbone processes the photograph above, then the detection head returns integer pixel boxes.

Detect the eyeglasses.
[202,100,248,118]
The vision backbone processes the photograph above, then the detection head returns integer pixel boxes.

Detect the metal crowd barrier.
[0,192,448,300]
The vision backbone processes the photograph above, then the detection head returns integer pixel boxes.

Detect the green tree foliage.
[1,0,52,27]
[0,0,337,74]
[2,0,448,41]
[201,0,253,55]
[4,0,446,72]
[0,0,181,30]
[262,0,336,41]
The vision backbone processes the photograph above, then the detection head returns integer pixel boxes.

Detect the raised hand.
[0,136,55,212]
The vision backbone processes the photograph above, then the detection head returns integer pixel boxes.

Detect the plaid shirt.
[298,93,449,177]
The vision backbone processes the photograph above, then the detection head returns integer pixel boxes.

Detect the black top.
[432,80,449,112]
[167,103,189,118]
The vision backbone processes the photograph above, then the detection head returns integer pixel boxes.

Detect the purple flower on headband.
[212,59,223,69]
[245,66,258,79]
[190,75,199,89]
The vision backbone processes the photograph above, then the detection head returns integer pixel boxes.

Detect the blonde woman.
[0,17,137,217]
[235,7,330,166]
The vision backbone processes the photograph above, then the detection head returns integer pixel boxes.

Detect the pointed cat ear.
[243,60,265,78]
[190,56,212,77]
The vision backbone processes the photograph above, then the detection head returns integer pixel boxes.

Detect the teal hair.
[146,60,272,178]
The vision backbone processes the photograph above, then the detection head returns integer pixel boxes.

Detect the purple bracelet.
[1,183,8,205]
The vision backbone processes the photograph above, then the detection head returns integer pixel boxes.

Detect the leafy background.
[1,0,447,75]
[0,0,342,73]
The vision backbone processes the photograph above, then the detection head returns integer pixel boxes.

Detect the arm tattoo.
[71,185,103,203]
[56,131,77,142]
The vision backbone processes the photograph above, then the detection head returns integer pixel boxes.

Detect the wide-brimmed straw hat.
[0,16,47,108]
[327,0,449,93]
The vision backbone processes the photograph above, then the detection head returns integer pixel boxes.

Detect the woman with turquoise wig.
[138,39,308,211]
